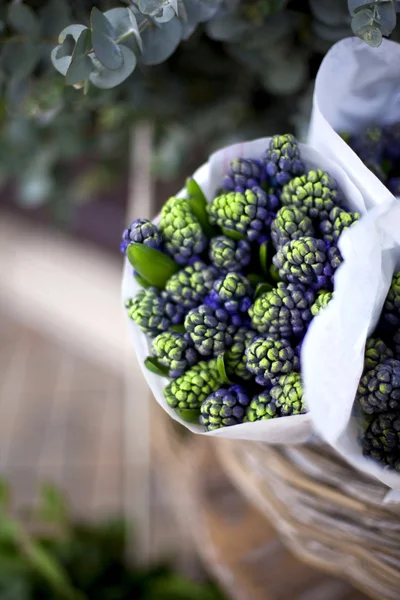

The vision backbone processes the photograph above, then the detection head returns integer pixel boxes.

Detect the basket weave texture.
[217,439,400,600]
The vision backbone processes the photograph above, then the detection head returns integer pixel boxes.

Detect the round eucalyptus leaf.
[138,0,168,14]
[140,16,183,66]
[376,2,396,36]
[89,45,136,89]
[58,24,87,44]
[154,6,176,24]
[65,29,93,86]
[182,0,222,38]
[359,25,382,47]
[348,0,370,15]
[51,25,88,76]
[7,3,40,38]
[104,8,143,53]
[351,8,374,33]
[91,8,123,70]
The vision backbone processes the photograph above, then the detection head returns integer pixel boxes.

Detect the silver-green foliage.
[50,1,222,90]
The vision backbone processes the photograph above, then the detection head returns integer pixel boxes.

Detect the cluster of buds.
[126,288,184,337]
[263,134,305,187]
[184,304,237,357]
[200,385,250,431]
[208,273,254,316]
[120,218,162,254]
[271,205,314,247]
[165,261,218,309]
[165,359,222,410]
[223,158,265,192]
[152,332,199,378]
[207,187,271,242]
[274,237,343,290]
[249,282,314,338]
[245,336,299,386]
[281,170,342,220]
[160,196,207,265]
[209,236,251,272]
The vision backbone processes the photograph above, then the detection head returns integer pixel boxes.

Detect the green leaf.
[138,0,166,14]
[171,324,186,334]
[186,178,215,238]
[145,357,170,377]
[65,29,93,85]
[7,4,40,38]
[24,538,84,600]
[127,243,179,289]
[269,264,281,282]
[140,16,183,65]
[248,273,264,287]
[37,483,69,525]
[175,408,200,424]
[134,273,152,289]
[376,2,396,37]
[186,177,207,204]
[217,353,232,384]
[0,517,20,545]
[259,241,268,273]
[89,45,136,89]
[0,478,10,513]
[51,25,87,76]
[104,8,143,53]
[221,227,246,241]
[255,282,273,299]
[91,8,123,71]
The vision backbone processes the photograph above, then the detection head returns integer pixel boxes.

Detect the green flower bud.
[281,170,342,220]
[245,336,299,386]
[164,359,222,410]
[382,272,400,327]
[270,372,306,415]
[364,337,393,371]
[160,196,207,265]
[271,205,314,247]
[165,261,218,309]
[244,391,280,422]
[152,332,198,378]
[311,291,333,316]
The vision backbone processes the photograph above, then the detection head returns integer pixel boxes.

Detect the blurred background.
[0,1,398,598]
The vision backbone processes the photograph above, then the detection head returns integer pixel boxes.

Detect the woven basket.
[216,439,400,600]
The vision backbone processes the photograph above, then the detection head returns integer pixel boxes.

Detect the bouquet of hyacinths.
[122,134,369,443]
[303,37,400,496]
[304,199,400,497]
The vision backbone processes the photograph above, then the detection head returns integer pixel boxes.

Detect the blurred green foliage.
[0,0,399,211]
[0,477,225,600]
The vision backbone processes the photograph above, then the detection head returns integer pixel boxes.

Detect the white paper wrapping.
[306,36,400,497]
[122,136,367,444]
[308,36,400,209]
[304,200,400,498]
